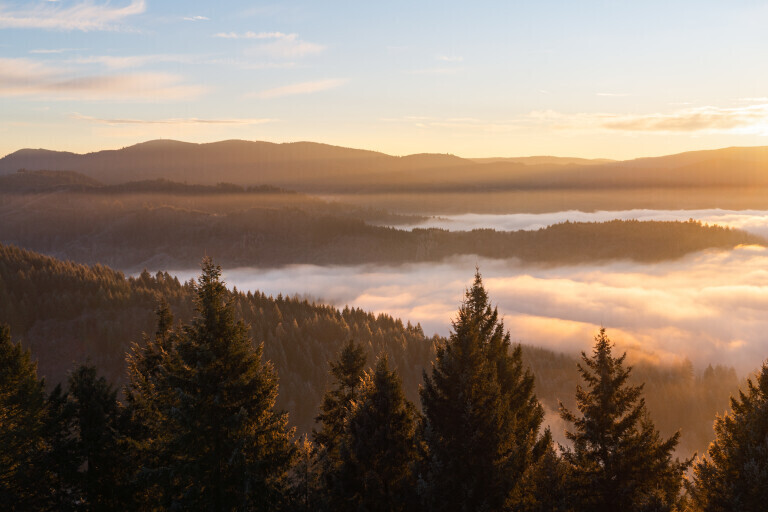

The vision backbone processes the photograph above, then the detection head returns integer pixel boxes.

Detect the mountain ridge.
[3,139,768,193]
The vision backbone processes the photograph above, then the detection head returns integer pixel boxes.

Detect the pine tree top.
[560,328,688,511]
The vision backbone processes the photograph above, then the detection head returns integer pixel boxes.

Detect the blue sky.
[1,0,768,158]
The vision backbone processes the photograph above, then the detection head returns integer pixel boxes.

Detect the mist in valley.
[386,208,768,238]
[5,1,768,507]
[168,247,768,377]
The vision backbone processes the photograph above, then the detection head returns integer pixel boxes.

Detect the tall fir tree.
[0,324,48,510]
[689,362,768,512]
[420,270,546,511]
[126,259,295,511]
[45,363,128,511]
[313,339,367,510]
[338,354,421,512]
[122,299,177,507]
[559,328,689,512]
[314,339,367,453]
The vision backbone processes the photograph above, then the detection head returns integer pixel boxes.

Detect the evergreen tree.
[689,362,768,512]
[420,270,545,511]
[338,354,421,512]
[127,259,295,511]
[284,435,322,512]
[122,300,177,507]
[46,363,127,511]
[0,324,48,510]
[314,339,368,451]
[515,431,572,512]
[313,339,367,510]
[559,328,688,512]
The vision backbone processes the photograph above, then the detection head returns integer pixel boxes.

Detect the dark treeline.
[2,263,767,511]
[0,243,742,455]
[1,185,760,271]
[0,170,293,195]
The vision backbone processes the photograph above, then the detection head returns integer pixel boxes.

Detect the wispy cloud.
[214,31,291,40]
[601,104,768,134]
[203,57,295,70]
[252,78,345,99]
[0,57,204,101]
[437,55,463,62]
[183,15,208,21]
[215,31,326,59]
[596,92,630,97]
[68,54,194,69]
[29,47,83,54]
[71,113,274,125]
[386,104,768,137]
[0,0,145,31]
[524,103,768,136]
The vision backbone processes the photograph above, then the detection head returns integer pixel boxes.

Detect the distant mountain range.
[2,139,768,192]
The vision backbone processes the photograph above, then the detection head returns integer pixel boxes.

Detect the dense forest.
[0,243,435,431]
[0,175,761,271]
[1,164,764,510]
[2,255,766,510]
[0,243,743,456]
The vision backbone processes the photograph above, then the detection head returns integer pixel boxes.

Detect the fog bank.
[171,246,768,374]
[387,209,768,238]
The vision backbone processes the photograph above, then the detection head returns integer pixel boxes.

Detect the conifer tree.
[559,328,688,512]
[284,435,322,512]
[127,259,295,511]
[338,354,421,512]
[314,339,367,453]
[689,362,768,512]
[420,270,545,511]
[122,300,177,507]
[0,324,48,510]
[313,339,367,511]
[46,363,127,510]
[515,431,572,512]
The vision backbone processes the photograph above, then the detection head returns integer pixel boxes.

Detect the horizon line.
[2,137,767,163]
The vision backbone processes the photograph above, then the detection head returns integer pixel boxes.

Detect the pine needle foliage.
[689,362,768,512]
[420,270,545,511]
[0,324,47,510]
[560,328,689,512]
[338,354,421,512]
[125,258,295,511]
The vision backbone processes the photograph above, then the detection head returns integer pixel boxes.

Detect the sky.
[1,0,768,159]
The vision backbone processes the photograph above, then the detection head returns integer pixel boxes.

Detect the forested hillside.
[0,243,741,455]
[1,182,760,271]
[0,244,437,431]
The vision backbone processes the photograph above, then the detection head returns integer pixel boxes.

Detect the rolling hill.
[3,139,768,193]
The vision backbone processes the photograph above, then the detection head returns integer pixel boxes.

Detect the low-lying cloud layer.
[170,248,768,374]
[390,209,768,238]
